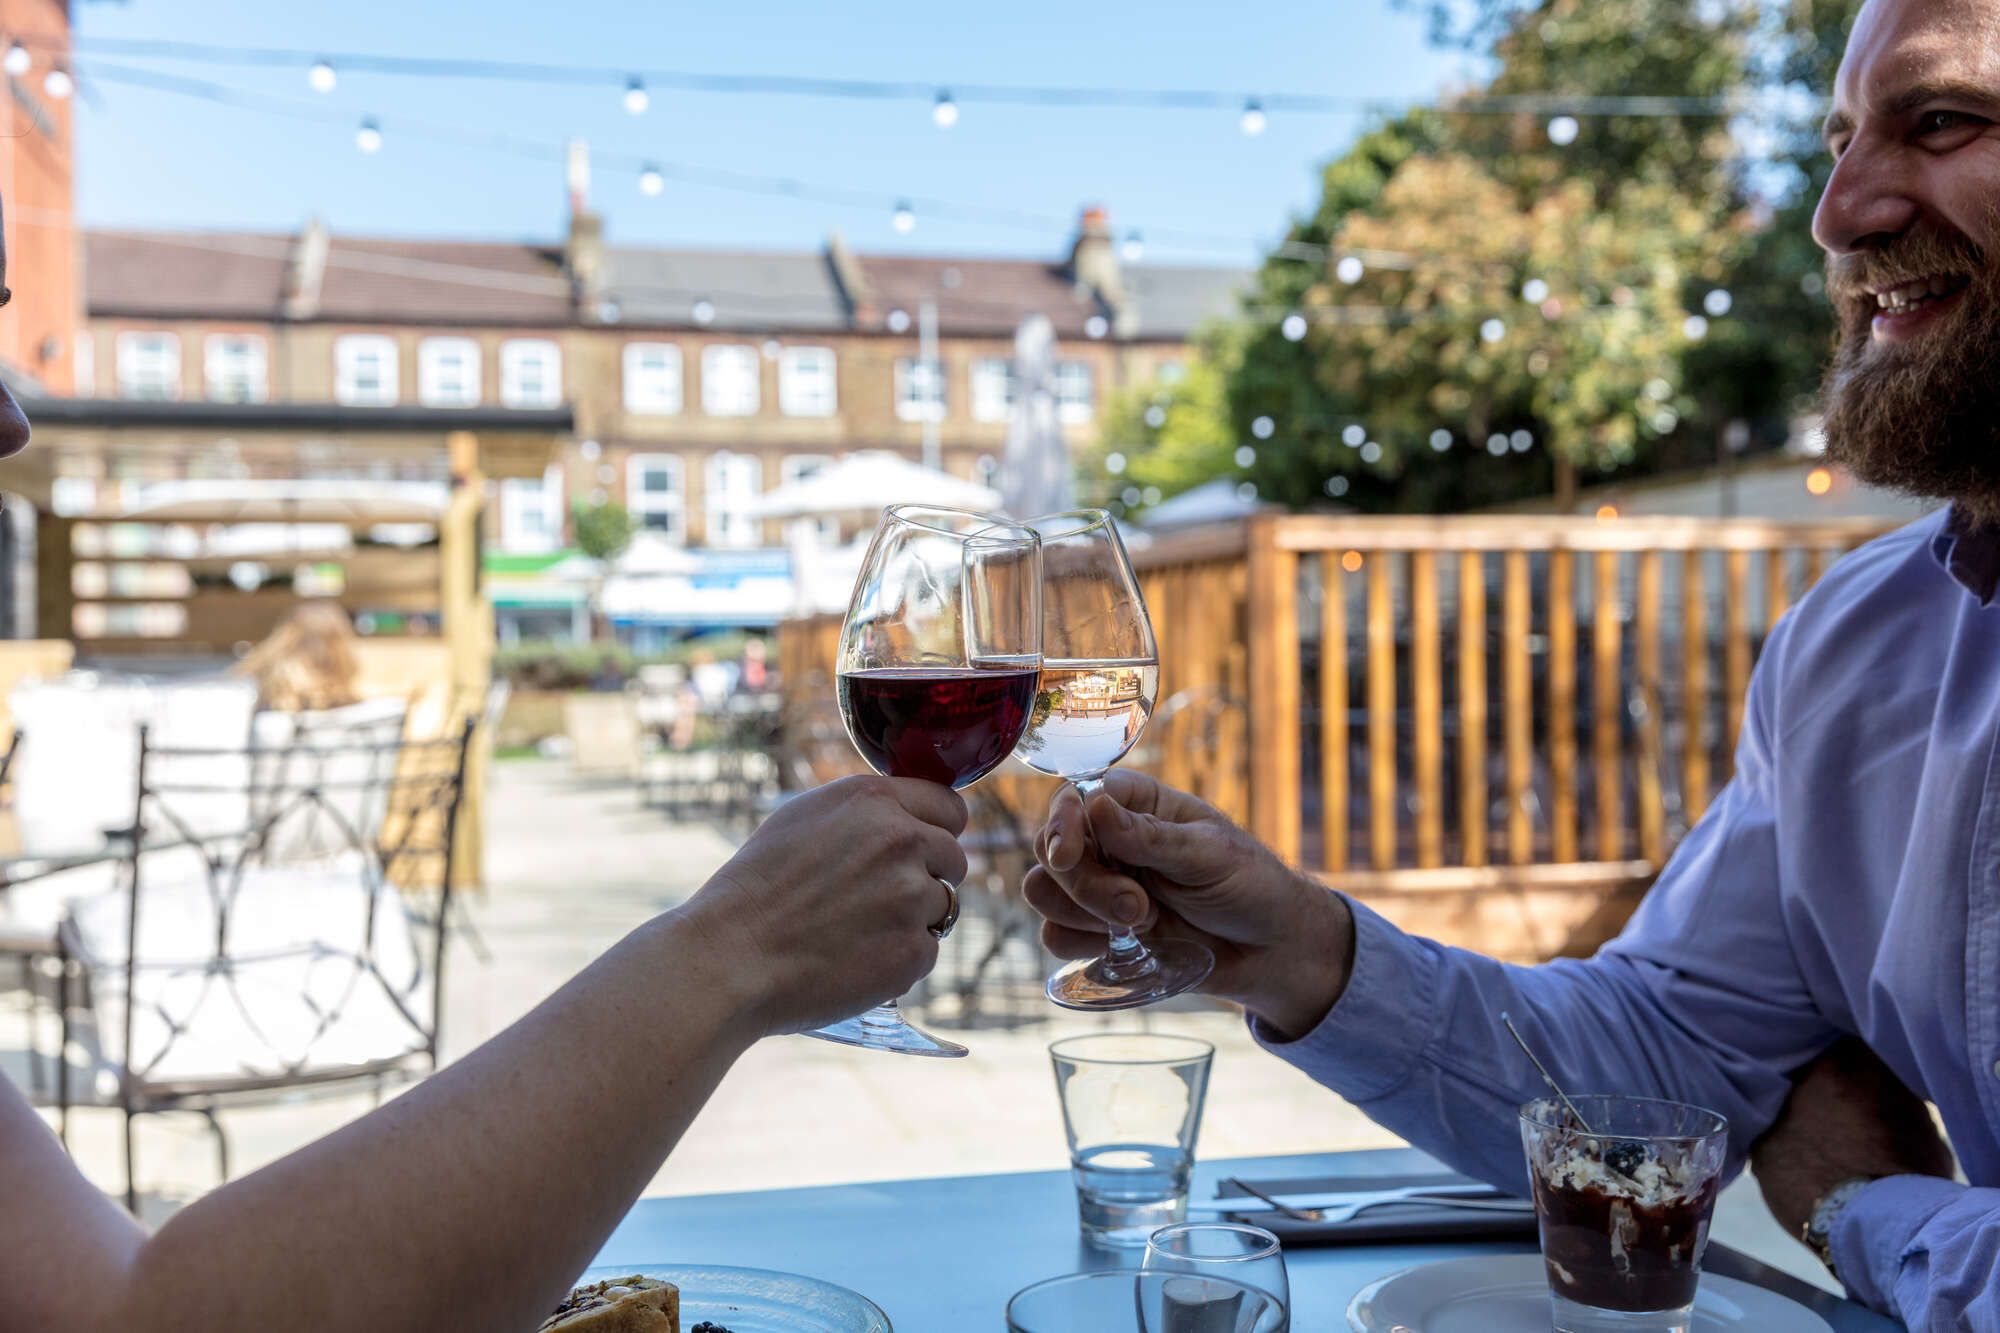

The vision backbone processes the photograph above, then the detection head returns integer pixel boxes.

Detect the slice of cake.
[538,1275,680,1332]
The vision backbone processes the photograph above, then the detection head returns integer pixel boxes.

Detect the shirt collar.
[1930,506,2000,606]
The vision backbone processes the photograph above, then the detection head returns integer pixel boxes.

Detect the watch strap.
[1802,1176,1875,1277]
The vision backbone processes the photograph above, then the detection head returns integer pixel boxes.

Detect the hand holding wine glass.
[823,504,1042,1057]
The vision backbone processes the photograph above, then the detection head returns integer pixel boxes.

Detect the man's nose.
[0,379,30,460]
[1813,139,1923,255]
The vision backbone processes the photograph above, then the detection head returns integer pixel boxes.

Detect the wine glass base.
[803,1013,969,1058]
[1046,938,1215,1011]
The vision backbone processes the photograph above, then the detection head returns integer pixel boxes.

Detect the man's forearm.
[104,909,762,1333]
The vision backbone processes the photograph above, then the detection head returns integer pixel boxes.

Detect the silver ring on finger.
[929,877,960,940]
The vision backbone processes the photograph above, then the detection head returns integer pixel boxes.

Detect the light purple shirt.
[1257,508,2000,1328]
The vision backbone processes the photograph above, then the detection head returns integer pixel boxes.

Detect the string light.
[1335,256,1364,285]
[1510,429,1533,452]
[1325,476,1350,498]
[355,117,383,153]
[1806,467,1833,496]
[1652,407,1680,432]
[885,308,912,333]
[639,164,665,196]
[691,298,716,325]
[1143,405,1166,428]
[1703,288,1733,317]
[1342,424,1365,447]
[1360,441,1383,463]
[308,58,336,93]
[623,76,650,116]
[1682,314,1709,341]
[1596,504,1620,522]
[1120,231,1144,263]
[1547,115,1580,145]
[1122,486,1143,507]
[1341,550,1364,572]
[1521,278,1549,304]
[891,200,916,234]
[1235,481,1258,501]
[1251,415,1275,439]
[1085,314,1110,340]
[931,89,957,128]
[1239,98,1267,136]
[1487,434,1508,456]
[1480,318,1507,344]
[1235,446,1257,467]
[1141,486,1162,505]
[1281,313,1308,341]
[4,43,30,76]
[42,67,72,99]
[1429,429,1452,452]
[1105,452,1127,474]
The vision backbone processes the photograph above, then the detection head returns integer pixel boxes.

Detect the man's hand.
[1750,1037,1956,1240]
[1023,770,1353,1039]
[679,775,968,1037]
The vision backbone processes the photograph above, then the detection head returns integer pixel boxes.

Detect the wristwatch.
[1802,1176,1875,1278]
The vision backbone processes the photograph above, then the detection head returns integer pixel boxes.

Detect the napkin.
[1215,1170,1539,1246]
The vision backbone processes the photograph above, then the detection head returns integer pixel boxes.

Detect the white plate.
[1347,1254,1832,1332]
[577,1263,891,1332]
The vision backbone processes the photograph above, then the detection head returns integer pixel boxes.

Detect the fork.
[1216,1178,1533,1225]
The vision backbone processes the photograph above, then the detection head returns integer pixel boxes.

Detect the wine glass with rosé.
[1013,508,1214,1010]
[827,504,1043,1057]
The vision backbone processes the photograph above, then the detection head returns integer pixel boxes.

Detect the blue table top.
[596,1148,1899,1330]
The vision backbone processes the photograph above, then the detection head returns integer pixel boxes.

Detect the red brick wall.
[0,0,76,393]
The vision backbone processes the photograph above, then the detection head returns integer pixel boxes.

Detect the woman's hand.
[680,775,969,1036]
[1024,770,1354,1039]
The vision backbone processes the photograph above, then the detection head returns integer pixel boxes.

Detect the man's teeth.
[1875,276,1967,313]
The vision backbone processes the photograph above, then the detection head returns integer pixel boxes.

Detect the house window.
[701,344,761,416]
[335,335,400,406]
[626,454,686,542]
[778,346,837,417]
[116,332,181,401]
[622,342,683,414]
[894,357,946,422]
[203,334,267,403]
[705,451,764,549]
[1055,361,1095,424]
[780,454,840,543]
[500,339,562,409]
[970,357,1015,423]
[418,337,482,407]
[499,465,565,554]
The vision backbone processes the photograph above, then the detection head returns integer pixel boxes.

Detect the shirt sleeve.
[1252,618,1839,1192]
[1831,1176,2000,1328]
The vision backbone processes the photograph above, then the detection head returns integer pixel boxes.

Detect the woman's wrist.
[636,902,775,1049]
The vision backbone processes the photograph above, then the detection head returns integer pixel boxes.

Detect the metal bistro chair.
[52,718,476,1213]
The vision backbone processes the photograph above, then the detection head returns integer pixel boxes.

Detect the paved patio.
[9,759,1831,1292]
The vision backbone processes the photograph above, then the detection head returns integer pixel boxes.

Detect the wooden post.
[34,511,74,643]
[442,429,492,890]
[1367,553,1397,871]
[1723,549,1751,774]
[1411,551,1444,869]
[1765,548,1791,634]
[1548,550,1578,863]
[1635,553,1665,866]
[1593,551,1623,861]
[1319,554,1348,874]
[1458,551,1488,868]
[1504,551,1533,865]
[1246,517,1301,865]
[1682,550,1710,823]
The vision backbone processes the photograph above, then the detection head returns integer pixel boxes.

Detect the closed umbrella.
[999,314,1076,519]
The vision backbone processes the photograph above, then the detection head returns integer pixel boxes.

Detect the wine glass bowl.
[1142,1223,1291,1332]
[1013,509,1214,1011]
[821,504,1042,1057]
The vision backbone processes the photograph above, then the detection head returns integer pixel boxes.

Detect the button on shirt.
[1256,508,2000,1328]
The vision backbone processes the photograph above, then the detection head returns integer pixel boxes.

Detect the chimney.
[283,217,330,321]
[564,138,608,318]
[824,231,876,327]
[1067,205,1124,315]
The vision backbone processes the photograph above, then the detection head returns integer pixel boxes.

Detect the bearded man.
[1024,0,2000,1324]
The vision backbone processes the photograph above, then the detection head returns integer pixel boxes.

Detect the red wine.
[838,667,1040,788]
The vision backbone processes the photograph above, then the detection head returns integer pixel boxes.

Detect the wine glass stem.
[1074,775,1162,984]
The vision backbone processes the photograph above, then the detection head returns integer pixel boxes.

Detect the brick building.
[0,0,78,396]
[77,156,1246,557]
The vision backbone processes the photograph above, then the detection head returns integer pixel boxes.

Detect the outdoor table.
[597,1147,1899,1330]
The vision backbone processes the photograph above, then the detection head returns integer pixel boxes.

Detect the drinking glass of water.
[1049,1032,1214,1248]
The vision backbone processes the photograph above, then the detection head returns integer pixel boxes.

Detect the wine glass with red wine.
[824,504,1043,1057]
[1013,509,1214,1010]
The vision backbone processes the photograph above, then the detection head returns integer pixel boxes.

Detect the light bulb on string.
[1703,288,1733,317]
[1105,452,1127,475]
[885,308,912,334]
[308,59,337,94]
[1142,486,1162,505]
[1335,255,1364,285]
[1510,430,1533,453]
[3,44,29,77]
[1120,231,1144,263]
[1342,424,1365,448]
[1239,98,1267,136]
[1325,476,1350,498]
[42,67,72,100]
[1235,482,1258,502]
[1359,441,1383,464]
[1522,278,1550,304]
[623,77,650,116]
[1235,446,1257,468]
[355,118,383,154]
[1429,429,1453,452]
[891,201,916,234]
[1480,318,1507,344]
[1085,314,1110,340]
[1281,313,1308,341]
[691,299,716,326]
[1251,415,1275,440]
[1547,115,1580,146]
[1144,405,1166,429]
[1487,434,1509,456]
[639,164,665,197]
[1682,314,1710,341]
[931,90,958,128]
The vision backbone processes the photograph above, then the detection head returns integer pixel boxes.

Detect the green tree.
[1092,328,1242,510]
[571,500,635,644]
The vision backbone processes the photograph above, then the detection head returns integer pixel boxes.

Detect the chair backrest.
[63,719,475,1095]
[250,696,411,862]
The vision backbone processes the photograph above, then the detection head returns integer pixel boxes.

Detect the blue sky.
[68,0,1475,266]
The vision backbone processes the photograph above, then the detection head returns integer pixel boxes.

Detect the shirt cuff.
[1829,1174,1963,1313]
[1247,894,1438,1104]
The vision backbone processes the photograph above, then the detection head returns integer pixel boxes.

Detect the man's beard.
[1821,223,2000,522]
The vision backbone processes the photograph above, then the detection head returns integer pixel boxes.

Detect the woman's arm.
[0,774,967,1333]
